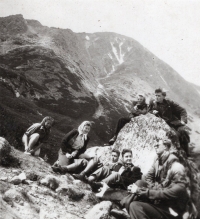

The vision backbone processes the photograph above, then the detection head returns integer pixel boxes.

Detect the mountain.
[1,14,200,163]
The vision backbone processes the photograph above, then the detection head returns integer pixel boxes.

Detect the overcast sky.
[0,0,200,85]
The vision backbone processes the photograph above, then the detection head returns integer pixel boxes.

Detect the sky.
[0,0,200,85]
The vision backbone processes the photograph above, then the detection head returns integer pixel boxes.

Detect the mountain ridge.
[1,14,200,163]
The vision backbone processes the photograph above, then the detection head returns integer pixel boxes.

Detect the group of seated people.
[22,88,195,219]
[109,88,190,157]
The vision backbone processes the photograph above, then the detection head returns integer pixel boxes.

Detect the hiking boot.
[110,209,130,219]
[60,166,69,174]
[73,173,86,181]
[109,135,117,145]
[89,182,103,192]
[51,166,62,174]
[95,182,109,197]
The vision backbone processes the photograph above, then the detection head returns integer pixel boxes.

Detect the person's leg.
[88,166,112,192]
[102,172,122,187]
[73,156,100,180]
[61,159,88,174]
[109,117,131,145]
[95,172,122,197]
[34,148,40,157]
[27,133,40,150]
[177,126,190,156]
[128,201,174,219]
[22,134,29,151]
[115,117,131,136]
[88,166,112,182]
[78,153,92,161]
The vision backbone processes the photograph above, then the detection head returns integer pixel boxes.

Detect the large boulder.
[86,113,175,174]
[86,114,200,215]
[84,201,112,219]
[0,137,20,167]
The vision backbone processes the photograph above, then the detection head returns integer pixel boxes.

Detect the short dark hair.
[112,149,120,157]
[163,139,172,149]
[122,149,132,157]
[155,88,166,97]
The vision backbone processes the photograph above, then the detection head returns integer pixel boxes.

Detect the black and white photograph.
[0,0,200,218]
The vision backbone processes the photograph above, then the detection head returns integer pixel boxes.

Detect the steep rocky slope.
[0,14,200,163]
[1,113,200,218]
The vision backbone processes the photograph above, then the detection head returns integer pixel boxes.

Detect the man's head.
[155,88,166,103]
[122,149,132,164]
[154,139,171,156]
[137,94,145,104]
[111,149,120,163]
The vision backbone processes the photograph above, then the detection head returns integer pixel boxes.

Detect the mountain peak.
[0,14,27,36]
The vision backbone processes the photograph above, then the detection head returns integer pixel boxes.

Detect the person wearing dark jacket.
[22,116,54,156]
[126,162,189,219]
[119,139,179,207]
[148,88,190,156]
[114,138,179,218]
[109,94,148,145]
[94,149,142,197]
[52,121,94,174]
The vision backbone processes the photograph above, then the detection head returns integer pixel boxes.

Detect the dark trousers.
[129,201,178,219]
[114,117,131,136]
[177,126,190,156]
[91,166,112,182]
[102,172,122,187]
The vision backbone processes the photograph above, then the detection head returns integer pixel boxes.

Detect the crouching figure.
[22,116,54,156]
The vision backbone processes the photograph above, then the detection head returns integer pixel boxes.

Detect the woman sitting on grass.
[22,116,54,156]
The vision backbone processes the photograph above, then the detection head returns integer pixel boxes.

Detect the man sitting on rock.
[145,138,179,189]
[148,88,190,156]
[73,149,120,182]
[126,162,189,219]
[113,139,189,219]
[93,149,142,197]
[109,94,148,145]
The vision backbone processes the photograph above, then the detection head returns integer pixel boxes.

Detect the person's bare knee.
[28,133,40,149]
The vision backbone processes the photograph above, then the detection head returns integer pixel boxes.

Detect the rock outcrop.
[0,136,20,167]
[86,113,175,174]
[86,114,200,215]
[85,201,112,219]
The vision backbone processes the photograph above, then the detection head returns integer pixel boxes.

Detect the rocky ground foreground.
[1,114,200,219]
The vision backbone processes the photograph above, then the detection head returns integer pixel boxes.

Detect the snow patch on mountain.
[93,83,105,118]
[127,47,132,52]
[85,36,90,40]
[119,42,124,64]
[108,53,112,60]
[111,42,124,64]
[157,71,168,87]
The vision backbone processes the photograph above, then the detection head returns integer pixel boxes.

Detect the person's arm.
[171,101,187,124]
[25,123,41,136]
[130,101,141,116]
[76,137,90,157]
[145,160,157,188]
[61,129,78,152]
[136,104,148,115]
[23,134,29,149]
[138,184,185,201]
[147,99,155,113]
[71,150,78,158]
